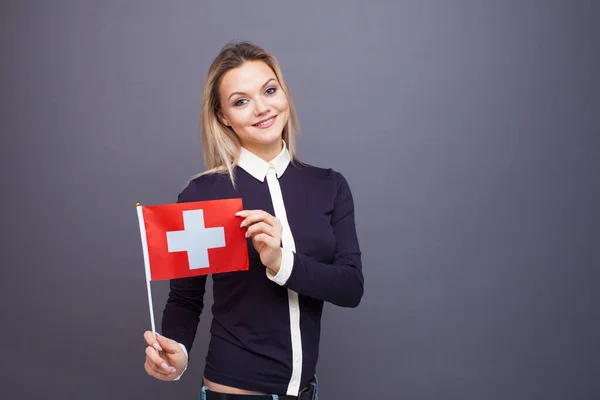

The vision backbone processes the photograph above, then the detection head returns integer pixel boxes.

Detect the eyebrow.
[228,78,277,101]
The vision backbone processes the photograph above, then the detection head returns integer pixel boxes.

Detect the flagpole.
[146,271,157,339]
[136,202,157,339]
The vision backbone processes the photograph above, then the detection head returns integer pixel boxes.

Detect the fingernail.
[154,343,163,351]
[161,362,169,370]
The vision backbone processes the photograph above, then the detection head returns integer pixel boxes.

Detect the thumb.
[155,333,181,354]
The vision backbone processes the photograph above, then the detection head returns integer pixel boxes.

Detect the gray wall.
[1,1,598,399]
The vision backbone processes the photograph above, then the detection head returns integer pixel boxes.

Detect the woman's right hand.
[143,331,188,381]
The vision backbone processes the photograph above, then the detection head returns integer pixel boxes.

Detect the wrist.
[267,248,283,275]
[266,248,294,286]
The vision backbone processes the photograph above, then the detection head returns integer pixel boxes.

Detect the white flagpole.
[136,202,157,339]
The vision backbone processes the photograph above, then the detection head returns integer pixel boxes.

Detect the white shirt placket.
[265,164,303,396]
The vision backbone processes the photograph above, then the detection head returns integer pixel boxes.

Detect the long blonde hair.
[190,41,300,186]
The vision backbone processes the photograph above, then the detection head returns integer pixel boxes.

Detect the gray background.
[1,1,598,399]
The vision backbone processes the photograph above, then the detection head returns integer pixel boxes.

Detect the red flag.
[136,198,249,281]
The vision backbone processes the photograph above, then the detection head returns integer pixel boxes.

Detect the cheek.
[229,109,253,127]
[271,94,290,112]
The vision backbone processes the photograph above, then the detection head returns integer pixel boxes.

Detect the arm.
[161,275,207,360]
[160,182,208,378]
[268,171,364,307]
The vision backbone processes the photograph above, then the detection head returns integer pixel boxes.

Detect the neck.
[242,138,283,162]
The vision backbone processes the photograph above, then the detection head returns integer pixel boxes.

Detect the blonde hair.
[190,41,300,186]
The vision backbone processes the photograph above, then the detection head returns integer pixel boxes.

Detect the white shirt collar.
[237,140,291,182]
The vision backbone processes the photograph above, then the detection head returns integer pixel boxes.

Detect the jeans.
[198,375,318,400]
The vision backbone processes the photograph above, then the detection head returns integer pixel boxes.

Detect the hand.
[236,210,283,274]
[143,331,188,381]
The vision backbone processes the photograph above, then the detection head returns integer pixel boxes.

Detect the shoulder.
[290,160,354,195]
[176,171,233,203]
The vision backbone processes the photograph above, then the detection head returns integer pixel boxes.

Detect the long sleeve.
[160,182,208,358]
[275,172,364,307]
[161,275,207,358]
[156,153,363,393]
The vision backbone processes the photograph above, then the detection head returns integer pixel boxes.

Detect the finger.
[145,358,171,377]
[144,360,174,380]
[236,209,272,223]
[252,233,280,249]
[144,331,164,352]
[245,221,278,239]
[155,332,183,355]
[145,346,172,372]
[145,357,174,378]
[144,361,165,380]
[145,345,177,376]
[237,210,279,228]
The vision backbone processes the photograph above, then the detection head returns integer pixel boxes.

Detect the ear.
[216,110,229,126]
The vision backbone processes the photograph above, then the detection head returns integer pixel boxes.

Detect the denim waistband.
[199,374,318,400]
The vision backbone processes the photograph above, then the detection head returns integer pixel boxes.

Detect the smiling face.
[218,60,290,160]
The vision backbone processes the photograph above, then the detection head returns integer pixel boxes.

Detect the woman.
[142,41,364,400]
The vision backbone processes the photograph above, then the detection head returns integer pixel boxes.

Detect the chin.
[252,124,286,142]
[255,134,283,147]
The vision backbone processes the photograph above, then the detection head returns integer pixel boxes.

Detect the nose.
[254,98,270,116]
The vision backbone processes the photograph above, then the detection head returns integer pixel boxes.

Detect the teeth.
[256,117,274,126]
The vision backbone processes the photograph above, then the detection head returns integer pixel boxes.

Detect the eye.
[265,87,277,96]
[234,98,248,107]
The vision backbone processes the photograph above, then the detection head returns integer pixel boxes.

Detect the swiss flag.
[136,198,249,280]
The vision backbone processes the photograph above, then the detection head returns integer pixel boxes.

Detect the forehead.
[220,60,278,94]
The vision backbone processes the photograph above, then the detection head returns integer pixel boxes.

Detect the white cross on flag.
[136,198,249,281]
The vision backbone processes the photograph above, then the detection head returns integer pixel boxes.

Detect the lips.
[252,115,277,128]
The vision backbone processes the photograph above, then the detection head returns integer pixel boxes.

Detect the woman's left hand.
[236,210,283,275]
